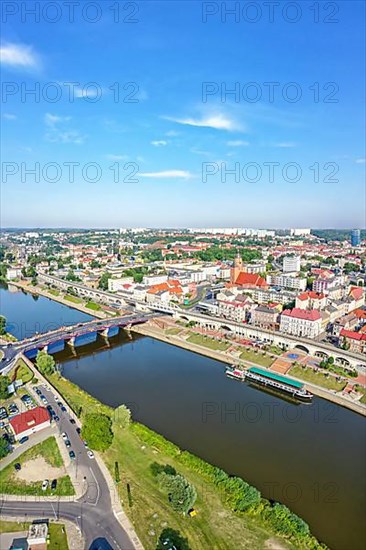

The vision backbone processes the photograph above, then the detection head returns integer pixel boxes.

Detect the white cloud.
[0,43,39,69]
[105,154,129,161]
[190,148,211,157]
[3,113,17,120]
[139,170,192,179]
[164,113,241,131]
[273,141,296,148]
[151,140,167,147]
[44,113,85,144]
[74,87,101,99]
[355,158,365,164]
[165,130,180,137]
[227,140,249,147]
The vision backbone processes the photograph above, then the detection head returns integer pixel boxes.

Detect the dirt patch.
[264,538,289,550]
[15,456,66,483]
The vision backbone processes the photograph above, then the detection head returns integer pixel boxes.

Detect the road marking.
[50,502,57,520]
[88,467,100,506]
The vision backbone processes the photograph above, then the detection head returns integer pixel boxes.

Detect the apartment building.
[280,308,322,338]
[266,274,307,291]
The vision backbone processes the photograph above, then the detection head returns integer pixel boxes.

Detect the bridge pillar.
[68,337,76,347]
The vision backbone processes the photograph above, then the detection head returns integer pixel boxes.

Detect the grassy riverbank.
[43,370,324,550]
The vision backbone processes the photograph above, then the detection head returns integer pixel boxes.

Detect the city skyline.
[1,1,365,228]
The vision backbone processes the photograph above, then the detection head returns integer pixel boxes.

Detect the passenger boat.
[226,365,313,402]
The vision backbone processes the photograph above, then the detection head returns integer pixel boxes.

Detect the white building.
[108,277,134,292]
[267,274,307,291]
[6,266,22,280]
[280,308,322,338]
[142,274,168,286]
[283,256,301,273]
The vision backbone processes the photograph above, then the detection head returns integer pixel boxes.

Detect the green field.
[85,300,101,311]
[187,333,230,351]
[64,294,82,304]
[0,521,69,550]
[12,358,34,383]
[239,349,274,367]
[288,365,347,392]
[0,437,75,497]
[165,328,183,336]
[48,288,60,296]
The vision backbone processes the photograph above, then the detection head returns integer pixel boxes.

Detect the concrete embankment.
[132,323,366,418]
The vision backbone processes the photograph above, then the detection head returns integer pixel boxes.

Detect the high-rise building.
[351,229,361,246]
[283,256,301,273]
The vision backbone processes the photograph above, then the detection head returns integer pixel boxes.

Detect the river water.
[1,286,365,550]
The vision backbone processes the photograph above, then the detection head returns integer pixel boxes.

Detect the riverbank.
[6,280,108,319]
[33,361,324,550]
[132,322,366,417]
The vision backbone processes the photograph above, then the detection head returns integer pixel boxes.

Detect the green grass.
[85,300,101,311]
[48,523,70,549]
[288,365,347,392]
[64,294,82,304]
[102,424,294,550]
[12,358,34,383]
[165,328,182,336]
[0,437,75,497]
[186,333,230,351]
[48,288,60,296]
[239,349,274,367]
[0,521,69,550]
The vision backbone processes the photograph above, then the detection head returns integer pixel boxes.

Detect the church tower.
[230,251,243,284]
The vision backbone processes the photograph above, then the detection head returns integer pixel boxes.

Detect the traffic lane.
[39,386,107,507]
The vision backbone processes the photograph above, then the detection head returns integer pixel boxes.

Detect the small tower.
[230,251,243,284]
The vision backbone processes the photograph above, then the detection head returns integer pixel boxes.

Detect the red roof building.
[234,272,267,288]
[10,407,50,440]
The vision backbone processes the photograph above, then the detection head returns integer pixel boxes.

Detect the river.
[1,285,365,550]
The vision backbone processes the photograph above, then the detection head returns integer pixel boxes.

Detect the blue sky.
[1,0,365,228]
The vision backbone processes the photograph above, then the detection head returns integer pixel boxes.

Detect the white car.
[61,432,68,440]
[87,450,94,459]
[42,479,49,491]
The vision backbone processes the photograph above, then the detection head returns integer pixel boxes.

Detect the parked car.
[51,479,57,490]
[83,441,88,448]
[42,479,49,491]
[61,406,67,412]
[87,450,94,459]
[69,418,76,424]
[54,415,60,422]
[64,439,71,448]
[69,450,76,459]
[61,432,68,440]
[76,427,81,435]
[14,463,21,471]
[19,436,29,444]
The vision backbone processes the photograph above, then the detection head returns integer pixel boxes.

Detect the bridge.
[0,313,151,374]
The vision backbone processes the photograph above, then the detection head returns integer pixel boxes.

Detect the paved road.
[1,383,138,549]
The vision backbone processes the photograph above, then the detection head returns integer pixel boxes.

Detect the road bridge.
[0,314,150,374]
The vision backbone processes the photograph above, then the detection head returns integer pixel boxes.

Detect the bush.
[157,472,197,514]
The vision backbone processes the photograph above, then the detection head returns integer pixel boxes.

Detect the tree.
[36,350,56,375]
[99,272,111,290]
[0,315,6,336]
[156,528,191,550]
[82,413,113,451]
[0,437,10,459]
[0,374,11,399]
[158,472,197,514]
